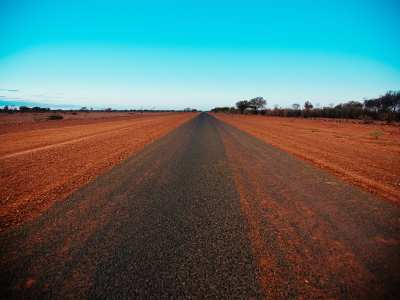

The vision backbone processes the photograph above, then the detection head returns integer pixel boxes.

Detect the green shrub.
[368,130,384,139]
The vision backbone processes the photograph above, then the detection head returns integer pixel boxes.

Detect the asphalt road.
[1,112,399,299]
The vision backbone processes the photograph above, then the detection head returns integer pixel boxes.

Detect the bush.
[47,115,63,120]
[301,109,311,118]
[229,108,238,114]
[283,109,293,117]
[359,115,373,124]
[368,130,384,139]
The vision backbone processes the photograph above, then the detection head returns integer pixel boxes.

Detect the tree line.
[1,105,197,113]
[1,105,51,112]
[211,91,400,123]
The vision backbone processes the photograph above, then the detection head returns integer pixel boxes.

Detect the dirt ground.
[0,111,169,133]
[213,113,400,206]
[0,112,198,233]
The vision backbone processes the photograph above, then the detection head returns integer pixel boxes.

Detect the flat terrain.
[0,110,158,129]
[213,114,400,204]
[1,113,399,298]
[0,112,198,233]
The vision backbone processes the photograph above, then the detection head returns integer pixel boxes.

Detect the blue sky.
[1,0,399,111]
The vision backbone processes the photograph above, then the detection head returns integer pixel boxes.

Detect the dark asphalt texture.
[1,112,400,299]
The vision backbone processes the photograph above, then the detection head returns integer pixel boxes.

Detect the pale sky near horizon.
[1,0,399,111]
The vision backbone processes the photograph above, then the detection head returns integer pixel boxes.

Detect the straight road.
[1,113,399,298]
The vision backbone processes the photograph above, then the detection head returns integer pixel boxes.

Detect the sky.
[0,0,399,111]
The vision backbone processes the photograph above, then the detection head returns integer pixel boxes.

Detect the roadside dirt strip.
[213,114,400,205]
[1,113,399,298]
[0,113,198,233]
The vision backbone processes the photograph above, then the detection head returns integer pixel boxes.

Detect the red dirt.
[213,114,400,205]
[0,112,198,234]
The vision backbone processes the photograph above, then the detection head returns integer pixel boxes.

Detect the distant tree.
[19,106,31,111]
[249,96,267,114]
[292,103,300,110]
[364,90,400,123]
[211,106,230,113]
[347,101,363,107]
[301,101,314,118]
[283,109,294,117]
[304,101,313,109]
[379,90,400,123]
[31,106,47,112]
[236,100,249,114]
[272,105,280,116]
[291,103,301,117]
[229,107,238,114]
[364,99,379,112]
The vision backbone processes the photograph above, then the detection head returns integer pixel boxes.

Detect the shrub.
[360,115,373,124]
[47,115,63,120]
[387,129,395,135]
[229,107,238,114]
[283,109,293,117]
[301,109,311,118]
[368,130,384,139]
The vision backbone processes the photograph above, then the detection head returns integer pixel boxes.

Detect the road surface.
[1,112,399,298]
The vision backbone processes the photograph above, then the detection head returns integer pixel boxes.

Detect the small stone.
[26,279,37,288]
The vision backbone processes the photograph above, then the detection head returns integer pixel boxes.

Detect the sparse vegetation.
[47,115,64,120]
[387,129,395,135]
[360,115,373,124]
[234,97,267,115]
[368,130,384,139]
[211,90,400,122]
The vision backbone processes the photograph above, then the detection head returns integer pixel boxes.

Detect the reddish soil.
[0,112,198,234]
[213,114,400,204]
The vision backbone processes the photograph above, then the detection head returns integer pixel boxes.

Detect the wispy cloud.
[33,95,60,99]
[0,100,81,109]
[8,90,19,92]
